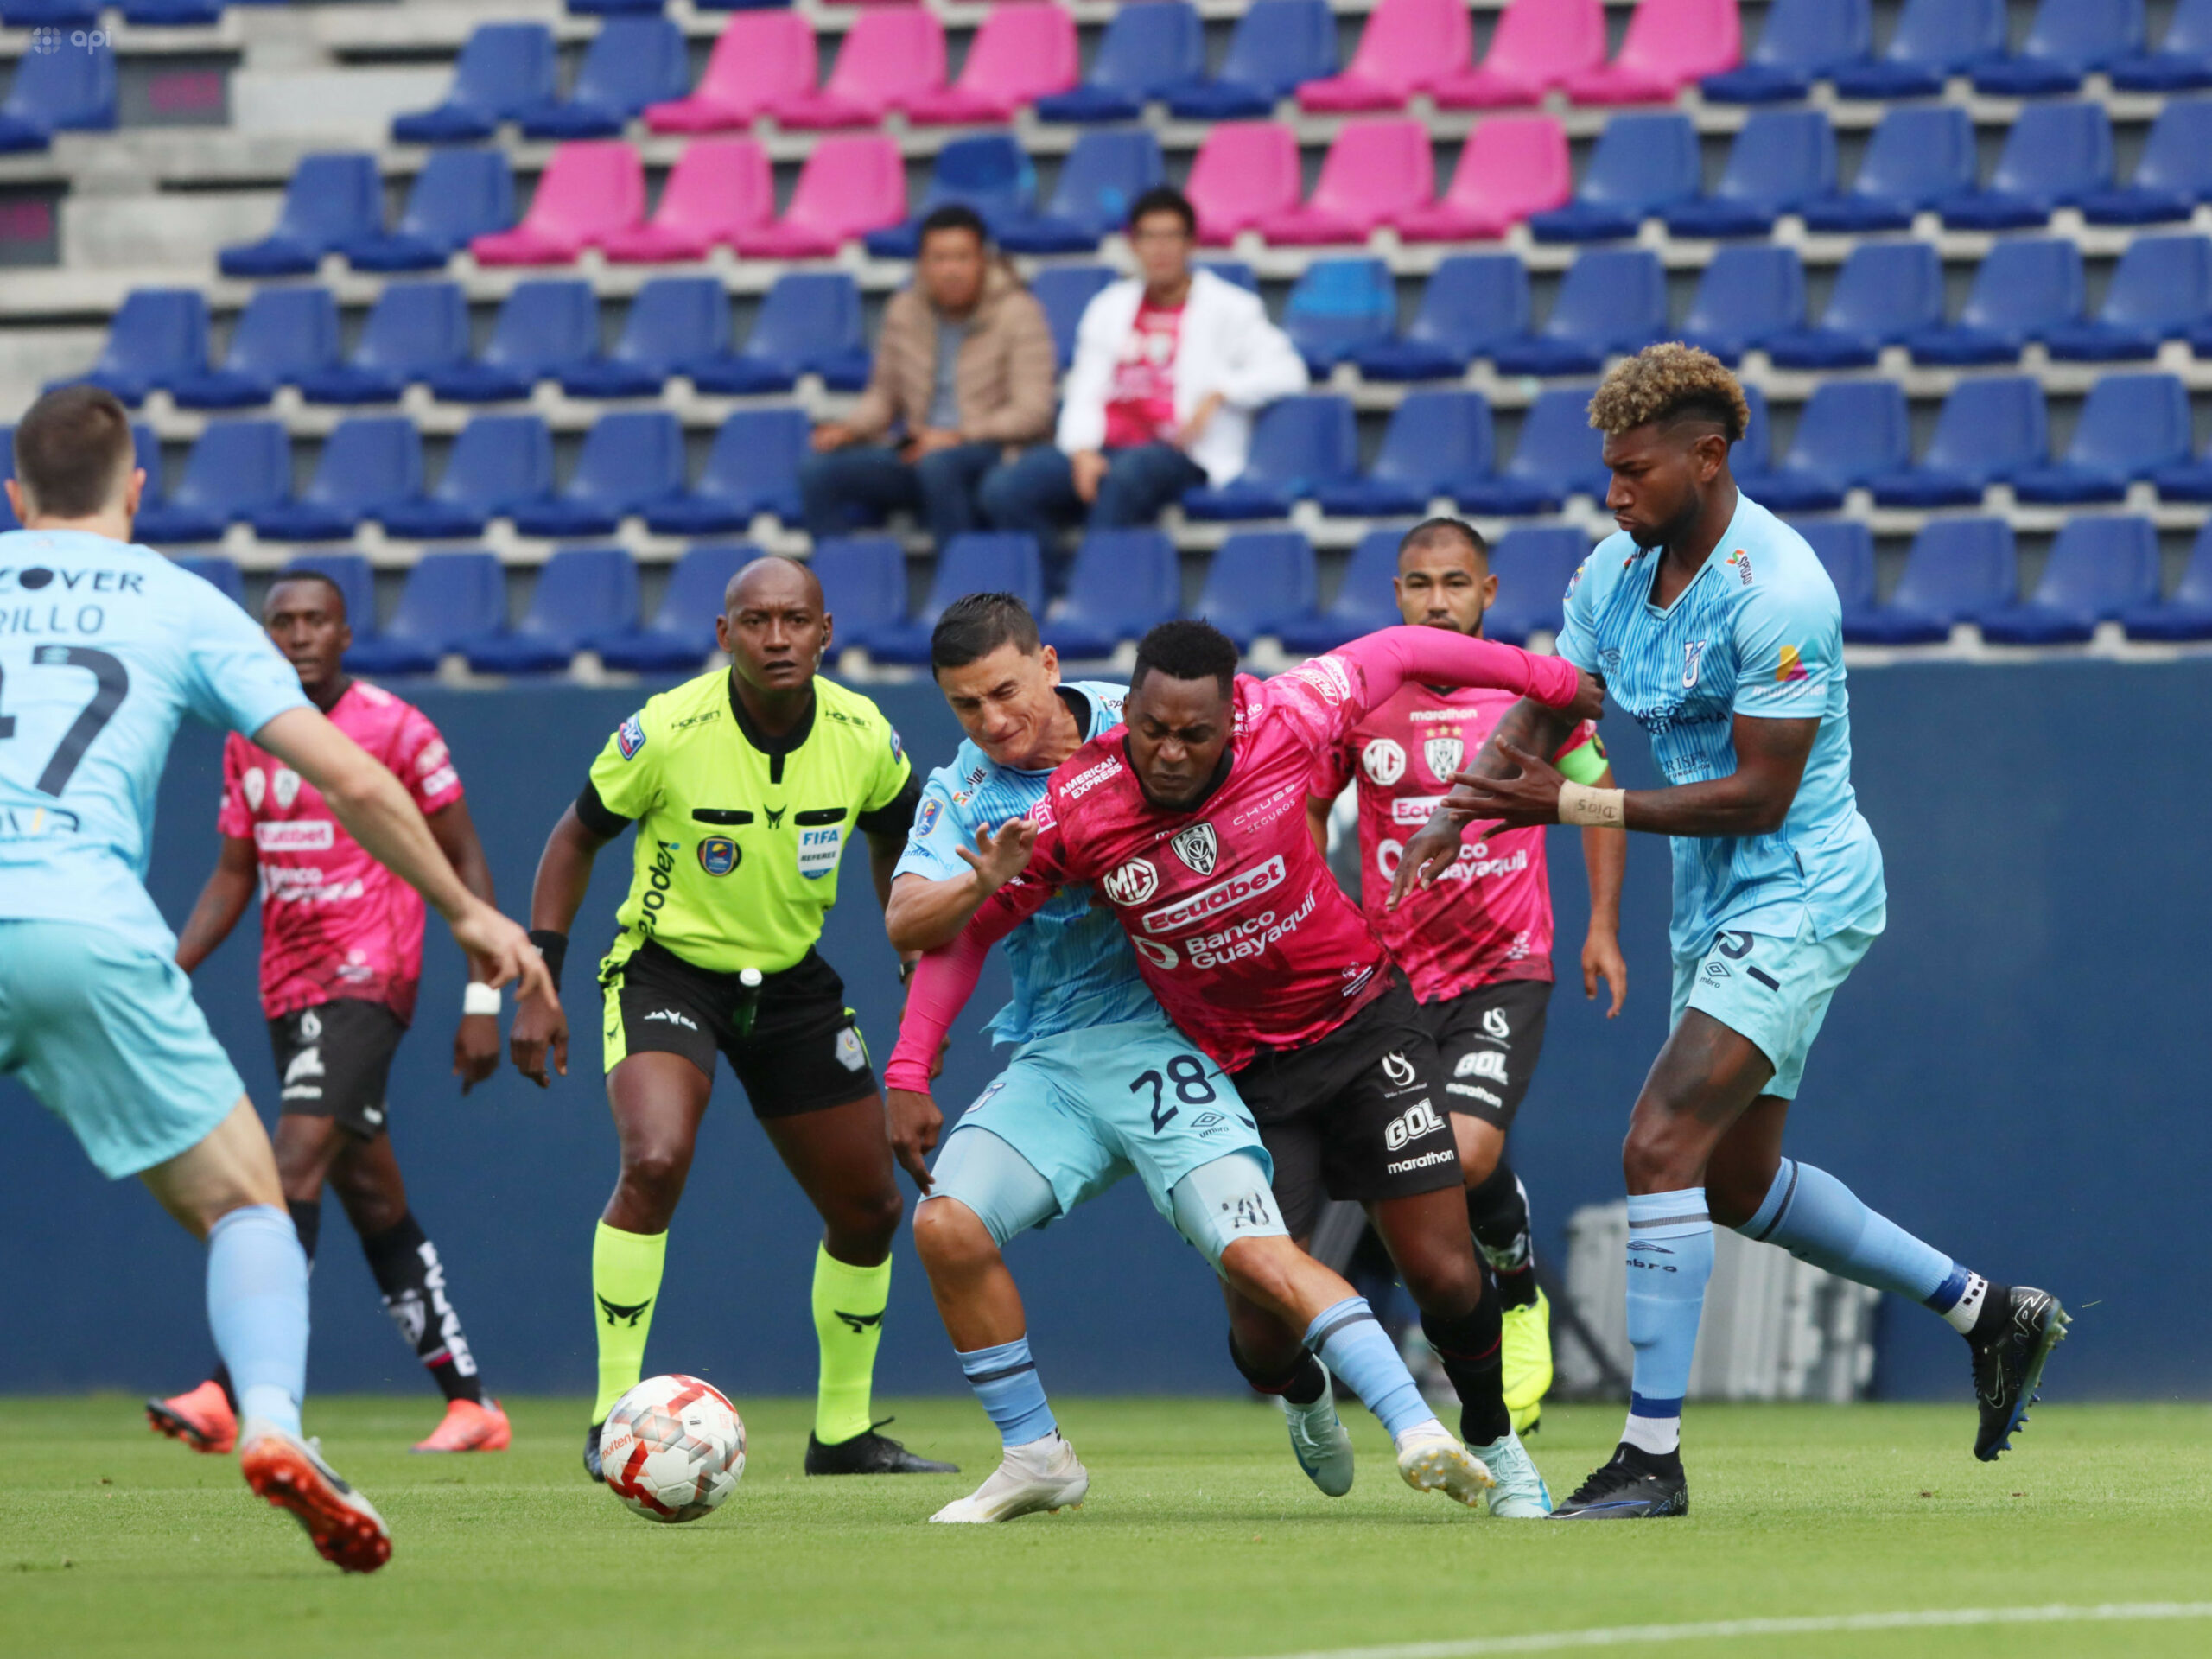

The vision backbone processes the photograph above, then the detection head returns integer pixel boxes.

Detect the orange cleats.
[146,1380,237,1455]
[412,1397,512,1453]
[238,1421,391,1575]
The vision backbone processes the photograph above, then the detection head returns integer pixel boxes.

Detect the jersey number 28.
[1129,1055,1217,1134]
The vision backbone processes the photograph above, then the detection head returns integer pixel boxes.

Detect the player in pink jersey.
[148,572,511,1457]
[1310,519,1628,1438]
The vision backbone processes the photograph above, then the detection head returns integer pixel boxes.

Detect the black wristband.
[529,929,569,990]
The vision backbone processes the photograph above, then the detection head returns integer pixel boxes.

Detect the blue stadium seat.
[346,550,506,676]
[1940,102,2113,231]
[645,408,810,536]
[1831,0,2006,99]
[1284,259,1398,374]
[424,280,597,404]
[2043,235,2212,362]
[1164,0,1337,120]
[2120,521,2212,639]
[136,420,292,545]
[868,534,1045,664]
[1972,0,2145,97]
[511,411,686,538]
[2013,373,2193,504]
[467,546,639,675]
[688,273,869,396]
[1980,516,2161,645]
[342,149,515,271]
[1737,380,1910,513]
[998,130,1166,256]
[278,553,376,634]
[560,276,731,399]
[1796,520,1878,631]
[1678,245,1805,365]
[1039,2,1203,123]
[171,288,341,410]
[1491,249,1665,377]
[1483,526,1591,645]
[1353,255,1529,381]
[1277,528,1403,655]
[1181,396,1359,520]
[2111,0,2212,91]
[1041,529,1180,658]
[1199,262,1260,294]
[594,543,756,673]
[1032,264,1116,372]
[130,423,163,517]
[517,19,688,140]
[297,281,470,405]
[866,135,1035,259]
[1764,243,1942,370]
[1701,0,1871,103]
[1867,377,2048,508]
[1907,238,2085,365]
[1735,382,1772,478]
[219,152,384,278]
[119,0,224,23]
[380,414,556,540]
[812,537,910,658]
[0,0,98,23]
[568,0,666,17]
[173,555,245,605]
[391,22,557,143]
[1844,518,2018,646]
[2077,99,2212,224]
[1800,106,1976,233]
[0,424,16,531]
[54,289,208,406]
[1314,391,1493,519]
[1664,110,1837,238]
[1456,386,1606,517]
[253,418,425,542]
[1192,531,1318,649]
[1529,114,1700,244]
[0,32,117,150]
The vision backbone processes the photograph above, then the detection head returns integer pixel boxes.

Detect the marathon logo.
[256,820,334,852]
[1065,755,1124,798]
[1384,1147,1459,1176]
[1141,855,1286,935]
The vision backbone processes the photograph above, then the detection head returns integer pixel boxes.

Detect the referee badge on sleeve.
[616,715,647,760]
[835,1027,867,1071]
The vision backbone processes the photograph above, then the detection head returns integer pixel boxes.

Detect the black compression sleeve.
[575,779,632,841]
[855,773,922,838]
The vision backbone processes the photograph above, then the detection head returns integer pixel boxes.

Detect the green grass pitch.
[3,1396,2208,1659]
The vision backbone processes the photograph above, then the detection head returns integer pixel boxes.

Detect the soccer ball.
[599,1374,747,1523]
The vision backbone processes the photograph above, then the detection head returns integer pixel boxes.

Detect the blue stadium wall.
[4,659,2204,1402]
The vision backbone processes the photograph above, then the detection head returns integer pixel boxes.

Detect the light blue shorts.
[1669,905,1885,1101]
[0,919,246,1179]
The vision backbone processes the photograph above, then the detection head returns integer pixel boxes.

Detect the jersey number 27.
[0,645,129,795]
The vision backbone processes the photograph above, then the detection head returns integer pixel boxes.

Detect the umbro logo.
[598,1295,652,1327]
[834,1309,883,1335]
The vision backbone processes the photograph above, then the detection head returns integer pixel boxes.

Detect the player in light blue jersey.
[1392,348,2065,1518]
[0,387,551,1571]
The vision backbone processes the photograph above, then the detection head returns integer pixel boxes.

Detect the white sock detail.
[1621,1412,1681,1457]
[1943,1272,1991,1335]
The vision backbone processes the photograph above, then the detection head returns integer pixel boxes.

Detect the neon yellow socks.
[811,1244,890,1445]
[591,1221,667,1422]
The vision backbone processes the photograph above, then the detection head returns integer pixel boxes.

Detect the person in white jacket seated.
[979,187,1309,542]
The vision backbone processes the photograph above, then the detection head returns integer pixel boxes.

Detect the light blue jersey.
[895,680,1154,1045]
[1558,493,1885,959]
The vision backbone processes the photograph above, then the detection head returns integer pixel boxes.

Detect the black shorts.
[601,940,878,1119]
[1417,978,1553,1133]
[269,998,405,1139]
[1231,977,1464,1239]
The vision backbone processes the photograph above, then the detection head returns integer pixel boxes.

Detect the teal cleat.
[1469,1428,1553,1517]
[1279,1363,1355,1497]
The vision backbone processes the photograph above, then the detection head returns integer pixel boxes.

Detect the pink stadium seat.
[644,11,816,135]
[1397,114,1571,241]
[734,134,906,258]
[469,141,643,266]
[769,8,946,130]
[1298,0,1474,112]
[906,3,1079,124]
[1257,120,1435,245]
[601,140,772,263]
[1433,0,1605,108]
[1187,123,1302,246]
[1563,0,1742,104]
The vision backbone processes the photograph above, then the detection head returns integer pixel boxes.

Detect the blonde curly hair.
[1586,343,1749,443]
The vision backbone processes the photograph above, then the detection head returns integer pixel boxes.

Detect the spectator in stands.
[800,205,1056,548]
[980,186,1308,540]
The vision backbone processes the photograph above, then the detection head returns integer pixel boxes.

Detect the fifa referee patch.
[616,715,647,760]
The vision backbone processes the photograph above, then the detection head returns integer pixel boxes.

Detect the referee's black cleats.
[1550,1444,1688,1520]
[804,1420,958,1476]
[583,1421,606,1483]
[1969,1284,2069,1462]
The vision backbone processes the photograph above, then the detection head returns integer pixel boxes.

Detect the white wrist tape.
[463,982,502,1016]
[1558,782,1626,829]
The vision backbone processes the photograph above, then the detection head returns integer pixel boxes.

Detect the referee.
[510,556,956,1480]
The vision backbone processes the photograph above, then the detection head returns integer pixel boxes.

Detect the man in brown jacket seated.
[801,206,1057,550]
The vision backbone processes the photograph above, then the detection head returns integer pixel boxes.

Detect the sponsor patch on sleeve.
[889,728,904,764]
[616,715,647,760]
[914,797,943,840]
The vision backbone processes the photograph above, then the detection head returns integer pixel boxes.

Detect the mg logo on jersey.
[1381,1051,1416,1087]
[1361,739,1405,787]
[272,768,302,810]
[1170,822,1218,875]
[1422,736,1465,784]
[1383,1098,1443,1151]
[1482,1006,1510,1041]
[1681,640,1707,690]
[1103,856,1160,907]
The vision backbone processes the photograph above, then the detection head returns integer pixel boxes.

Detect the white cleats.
[1280,1366,1355,1497]
[1395,1428,1497,1510]
[1468,1428,1554,1517]
[928,1433,1089,1524]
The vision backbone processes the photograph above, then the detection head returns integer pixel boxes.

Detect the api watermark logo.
[29,25,111,52]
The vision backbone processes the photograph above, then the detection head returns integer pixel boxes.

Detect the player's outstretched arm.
[1385,691,1588,910]
[427,798,502,1094]
[1335,625,1600,721]
[508,804,614,1087]
[883,816,1039,956]
[174,834,257,975]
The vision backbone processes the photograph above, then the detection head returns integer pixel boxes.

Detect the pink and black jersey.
[218,680,462,1024]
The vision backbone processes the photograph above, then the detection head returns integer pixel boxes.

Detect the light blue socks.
[1622,1188,1713,1456]
[1305,1297,1436,1442]
[1744,1158,1986,1333]
[958,1337,1057,1448]
[206,1204,309,1437]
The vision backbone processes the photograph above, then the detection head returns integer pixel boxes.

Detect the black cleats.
[583,1420,606,1483]
[804,1420,958,1476]
[1551,1443,1689,1520]
[1970,1284,2069,1461]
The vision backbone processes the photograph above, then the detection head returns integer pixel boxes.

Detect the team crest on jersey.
[1169,822,1218,875]
[1103,856,1160,907]
[1361,739,1406,786]
[243,767,266,811]
[616,715,647,760]
[1422,736,1465,784]
[914,798,942,839]
[697,836,739,876]
[272,768,301,810]
[1681,640,1707,690]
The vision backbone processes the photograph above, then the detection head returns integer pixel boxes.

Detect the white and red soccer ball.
[599,1374,747,1523]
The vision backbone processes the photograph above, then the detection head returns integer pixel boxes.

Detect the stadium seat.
[1181,397,1358,520]
[470,141,645,266]
[1906,238,2085,366]
[1455,385,1606,516]
[644,10,815,133]
[1676,245,1805,365]
[517,18,688,140]
[1562,0,1741,105]
[594,543,755,672]
[1192,532,1319,648]
[2119,521,2212,639]
[136,420,292,545]
[560,276,731,399]
[297,281,470,406]
[2076,99,2212,225]
[2043,235,2212,362]
[1397,115,1570,243]
[379,415,555,541]
[1866,377,2048,508]
[2110,0,2212,91]
[999,130,1164,256]
[1483,525,1590,645]
[1036,1,1203,124]
[252,419,425,543]
[864,134,1034,259]
[2012,373,2193,505]
[869,534,1045,664]
[1277,529,1403,654]
[342,149,515,271]
[1799,106,1976,234]
[1297,0,1471,112]
[1165,0,1337,120]
[1940,102,2113,231]
[511,412,685,539]
[53,289,207,406]
[0,34,116,150]
[1032,265,1116,371]
[1491,248,1666,378]
[1041,529,1181,658]
[1830,0,2007,99]
[118,0,224,24]
[467,547,640,676]
[1844,518,2016,646]
[1200,262,1260,294]
[1764,242,1943,370]
[645,407,810,534]
[1796,520,1878,632]
[770,8,947,130]
[346,550,506,676]
[173,555,245,606]
[906,3,1078,124]
[1434,0,1604,108]
[1313,391,1492,518]
[1527,113,1699,243]
[688,271,869,395]
[391,22,556,143]
[1972,0,2144,97]
[219,152,382,277]
[1282,259,1398,374]
[1737,379,1910,513]
[1353,254,1529,380]
[170,288,340,411]
[1185,123,1302,247]
[1259,120,1434,246]
[1735,382,1772,479]
[601,139,772,263]
[734,135,905,259]
[1,0,101,22]
[811,537,910,658]
[1701,0,1872,103]
[277,553,375,632]
[1663,109,1837,239]
[424,280,597,404]
[1980,516,2160,645]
